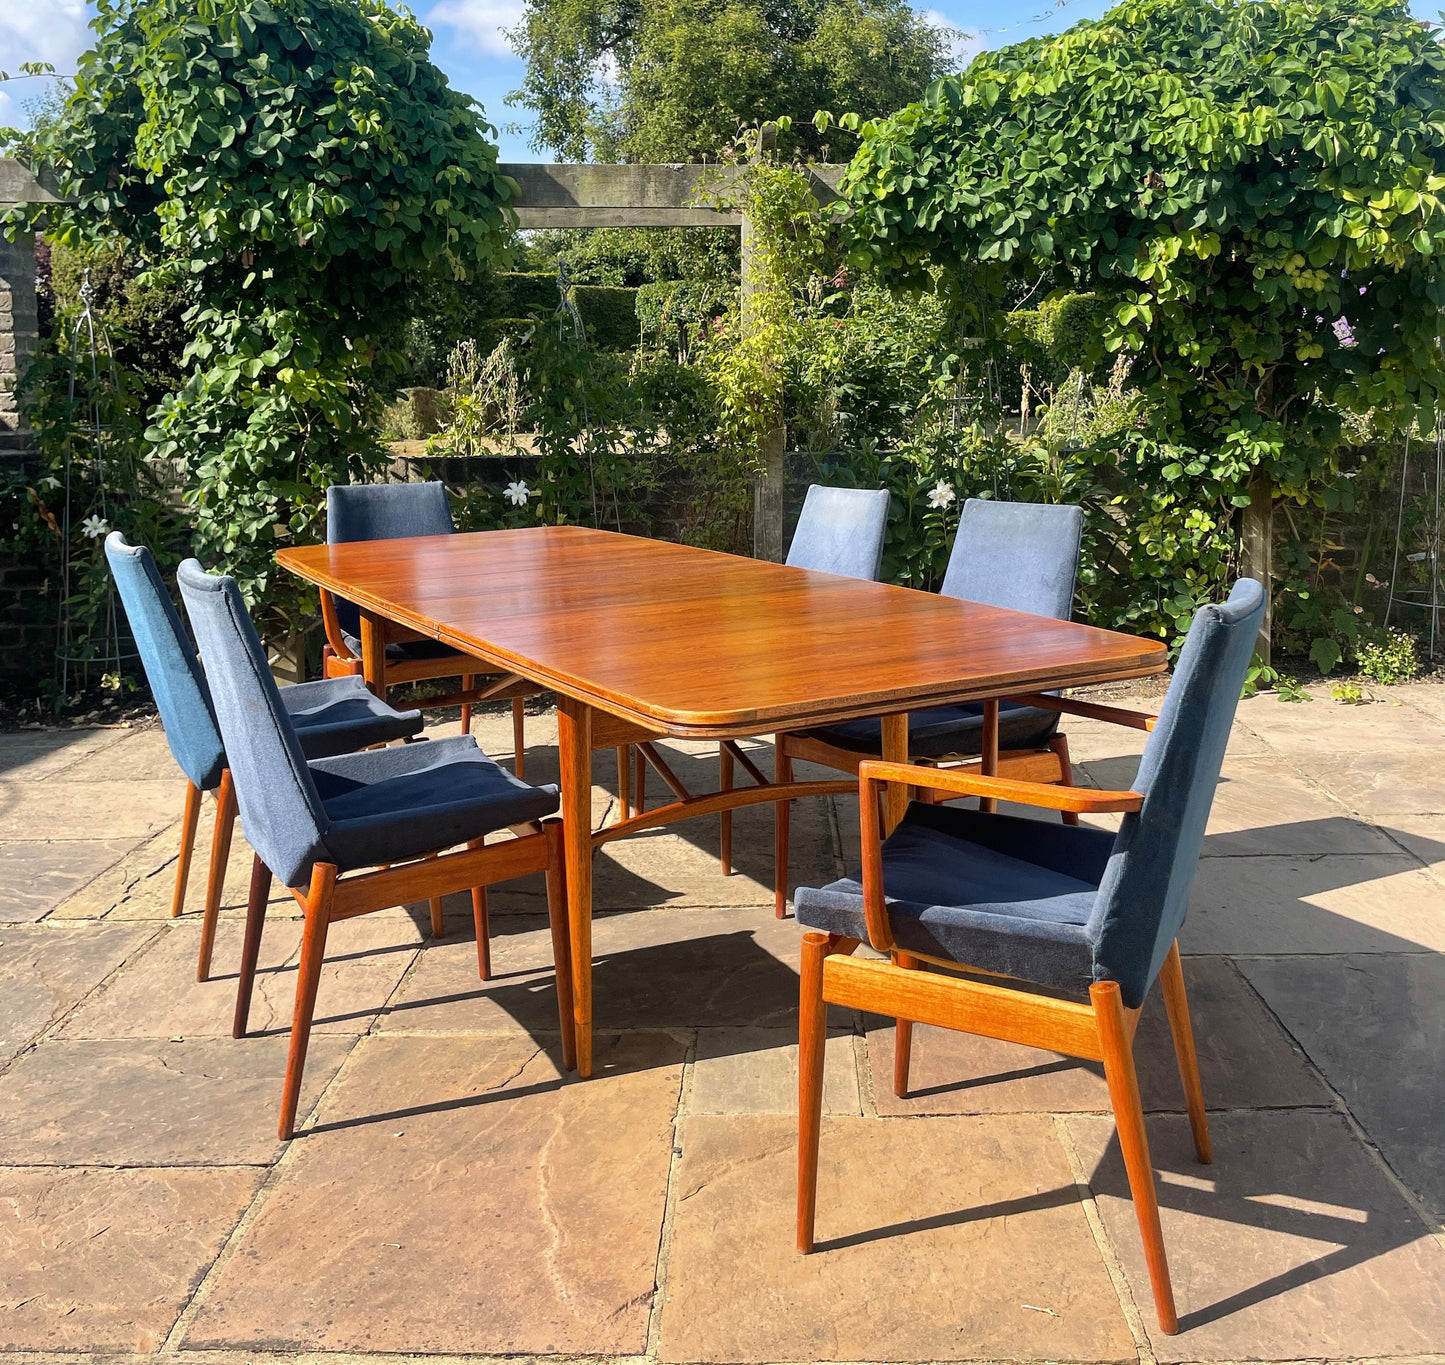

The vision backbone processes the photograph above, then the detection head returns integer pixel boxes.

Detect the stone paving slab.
[689,1026,861,1115]
[0,1035,355,1165]
[0,727,128,780]
[1240,952,1445,1219]
[865,957,1330,1117]
[185,1031,683,1356]
[0,777,185,842]
[1233,690,1445,753]
[0,923,155,1062]
[0,1164,262,1352]
[0,840,142,922]
[1067,1109,1445,1360]
[657,1112,1136,1363]
[1180,854,1445,955]
[1289,749,1445,819]
[58,914,425,1040]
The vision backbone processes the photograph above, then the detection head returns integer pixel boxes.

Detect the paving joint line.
[642,1025,697,1360]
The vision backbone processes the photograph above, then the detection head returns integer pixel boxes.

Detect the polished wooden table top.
[277,525,1167,735]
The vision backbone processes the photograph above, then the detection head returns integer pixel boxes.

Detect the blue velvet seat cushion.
[309,736,559,873]
[794,803,1116,994]
[282,676,425,760]
[806,700,1060,760]
[339,630,470,665]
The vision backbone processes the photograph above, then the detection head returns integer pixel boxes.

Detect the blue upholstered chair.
[705,485,891,876]
[793,578,1266,1337]
[177,558,573,1139]
[105,533,424,980]
[771,498,1085,916]
[319,481,538,769]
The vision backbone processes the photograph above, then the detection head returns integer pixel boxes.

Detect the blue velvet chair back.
[105,533,226,793]
[177,559,333,889]
[940,499,1084,619]
[1086,578,1266,1006]
[326,482,455,638]
[786,485,890,580]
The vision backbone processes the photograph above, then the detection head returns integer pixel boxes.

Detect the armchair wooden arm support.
[857,759,1144,814]
[856,760,1142,954]
[1005,692,1158,732]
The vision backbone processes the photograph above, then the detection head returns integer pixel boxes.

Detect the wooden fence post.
[741,206,787,563]
[1240,470,1274,663]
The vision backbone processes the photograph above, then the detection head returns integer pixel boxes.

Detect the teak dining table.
[277,524,1168,1076]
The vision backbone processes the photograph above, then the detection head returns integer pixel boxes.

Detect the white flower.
[81,515,110,540]
[927,480,956,510]
[504,480,531,507]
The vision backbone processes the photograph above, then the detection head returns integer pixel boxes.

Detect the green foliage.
[509,0,949,161]
[1356,627,1419,683]
[519,227,739,287]
[5,0,514,637]
[839,0,1445,638]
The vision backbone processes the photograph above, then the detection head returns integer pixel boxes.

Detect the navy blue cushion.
[796,803,1115,994]
[310,736,559,873]
[326,482,454,641]
[786,485,890,581]
[281,676,424,759]
[807,699,1059,759]
[106,534,227,793]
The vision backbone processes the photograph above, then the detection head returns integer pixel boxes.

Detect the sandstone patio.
[3,681,1445,1364]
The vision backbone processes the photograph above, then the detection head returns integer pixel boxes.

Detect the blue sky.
[2,0,1439,160]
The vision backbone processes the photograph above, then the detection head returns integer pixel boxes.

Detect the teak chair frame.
[320,587,538,773]
[797,753,1207,1338]
[172,768,239,982]
[235,818,575,1141]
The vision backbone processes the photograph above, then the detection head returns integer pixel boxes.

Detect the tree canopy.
[5,0,515,631]
[841,0,1445,641]
[509,0,951,162]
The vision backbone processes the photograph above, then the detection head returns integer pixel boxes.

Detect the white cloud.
[427,0,527,58]
[924,10,986,70]
[1,0,89,71]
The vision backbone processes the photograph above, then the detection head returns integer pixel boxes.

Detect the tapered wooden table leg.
[879,712,910,835]
[980,699,999,814]
[558,693,594,1077]
[359,608,386,700]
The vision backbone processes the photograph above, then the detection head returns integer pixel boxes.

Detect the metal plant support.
[1385,425,1444,661]
[55,270,133,694]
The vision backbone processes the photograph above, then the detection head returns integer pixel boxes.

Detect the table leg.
[557,693,594,1077]
[359,609,386,700]
[880,712,910,835]
[980,699,999,814]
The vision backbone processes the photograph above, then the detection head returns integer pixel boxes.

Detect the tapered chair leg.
[198,769,237,981]
[892,951,921,1097]
[1050,734,1080,826]
[1160,942,1212,1164]
[719,745,734,875]
[425,851,446,939]
[512,696,526,779]
[774,746,793,918]
[233,854,272,1038]
[460,674,473,735]
[172,781,203,919]
[473,882,491,981]
[634,745,646,812]
[616,746,631,821]
[797,931,831,1253]
[1093,979,1179,1335]
[543,821,577,1072]
[279,862,337,1141]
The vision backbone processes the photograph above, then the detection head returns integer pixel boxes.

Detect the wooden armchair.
[793,579,1267,1335]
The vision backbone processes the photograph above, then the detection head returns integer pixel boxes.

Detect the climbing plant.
[4,0,515,639]
[839,0,1445,639]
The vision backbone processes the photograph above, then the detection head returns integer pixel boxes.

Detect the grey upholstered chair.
[772,498,1085,915]
[319,481,538,769]
[106,533,424,979]
[705,484,891,876]
[793,578,1266,1337]
[177,558,573,1140]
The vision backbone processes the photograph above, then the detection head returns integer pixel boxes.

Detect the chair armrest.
[319,588,355,661]
[853,760,1143,956]
[1004,692,1157,732]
